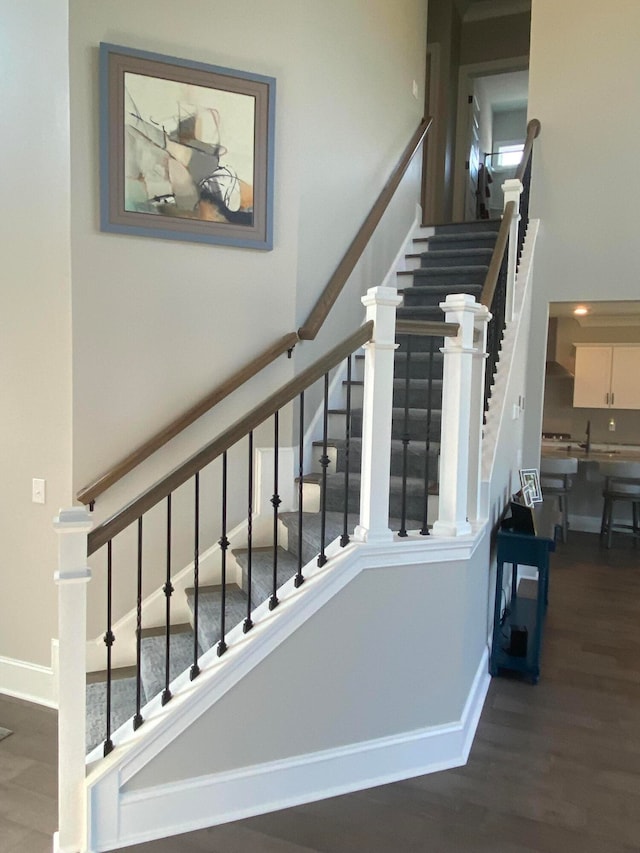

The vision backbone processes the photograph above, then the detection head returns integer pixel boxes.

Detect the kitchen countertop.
[541,441,640,463]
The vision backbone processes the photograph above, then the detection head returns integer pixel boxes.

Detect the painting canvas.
[100,44,275,249]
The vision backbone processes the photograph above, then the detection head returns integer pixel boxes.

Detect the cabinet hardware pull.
[612,392,615,405]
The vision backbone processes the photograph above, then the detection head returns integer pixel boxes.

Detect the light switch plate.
[32,478,46,504]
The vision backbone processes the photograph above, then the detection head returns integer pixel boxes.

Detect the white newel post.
[354,285,402,544]
[432,294,485,537]
[467,304,491,525]
[54,507,93,853]
[502,177,523,323]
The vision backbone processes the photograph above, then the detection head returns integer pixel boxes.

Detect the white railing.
[56,165,553,845]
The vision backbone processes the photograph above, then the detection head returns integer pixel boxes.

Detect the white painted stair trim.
[481,219,540,507]
[83,528,485,853]
[108,649,490,851]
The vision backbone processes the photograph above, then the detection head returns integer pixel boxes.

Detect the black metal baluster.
[421,337,436,535]
[161,494,173,706]
[318,372,330,567]
[190,473,200,680]
[341,356,352,547]
[103,540,114,756]
[295,393,305,587]
[269,412,280,610]
[218,451,229,656]
[399,336,412,536]
[244,432,254,632]
[133,518,143,731]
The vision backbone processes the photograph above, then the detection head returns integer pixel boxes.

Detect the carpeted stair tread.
[185,584,248,653]
[414,233,498,251]
[232,546,300,604]
[86,674,147,753]
[140,628,199,703]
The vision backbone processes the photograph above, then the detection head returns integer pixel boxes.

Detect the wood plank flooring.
[1,531,639,852]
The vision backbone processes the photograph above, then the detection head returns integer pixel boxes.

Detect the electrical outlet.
[609,418,616,432]
[412,79,419,99]
[32,478,46,504]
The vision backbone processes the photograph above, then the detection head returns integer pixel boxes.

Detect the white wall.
[0,1,72,686]
[524,0,640,462]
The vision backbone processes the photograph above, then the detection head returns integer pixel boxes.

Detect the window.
[497,143,525,167]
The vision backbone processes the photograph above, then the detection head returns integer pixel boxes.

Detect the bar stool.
[540,457,578,543]
[599,460,640,548]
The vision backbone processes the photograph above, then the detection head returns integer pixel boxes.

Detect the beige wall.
[70,0,428,638]
[0,1,73,674]
[524,0,640,462]
[0,1,428,693]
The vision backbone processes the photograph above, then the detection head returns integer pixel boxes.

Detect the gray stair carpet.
[86,673,146,753]
[84,220,499,756]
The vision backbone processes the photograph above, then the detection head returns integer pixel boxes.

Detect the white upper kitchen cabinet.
[573,345,640,409]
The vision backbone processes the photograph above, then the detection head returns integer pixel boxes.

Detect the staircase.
[85,217,501,753]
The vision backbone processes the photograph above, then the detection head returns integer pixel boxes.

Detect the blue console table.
[490,521,556,684]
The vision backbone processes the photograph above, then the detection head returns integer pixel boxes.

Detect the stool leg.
[633,502,640,548]
[607,499,614,549]
[600,497,608,541]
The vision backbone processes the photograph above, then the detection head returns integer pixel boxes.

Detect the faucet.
[578,419,591,453]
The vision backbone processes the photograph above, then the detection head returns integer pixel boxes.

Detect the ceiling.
[549,301,640,327]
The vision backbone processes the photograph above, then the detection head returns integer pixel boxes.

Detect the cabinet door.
[610,347,640,409]
[573,347,612,408]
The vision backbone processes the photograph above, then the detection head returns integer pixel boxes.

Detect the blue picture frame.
[100,43,275,250]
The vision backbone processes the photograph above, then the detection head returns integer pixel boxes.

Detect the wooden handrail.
[396,319,459,337]
[480,118,541,308]
[515,118,541,182]
[77,333,299,506]
[78,119,432,507]
[480,201,515,309]
[88,322,374,555]
[298,117,433,341]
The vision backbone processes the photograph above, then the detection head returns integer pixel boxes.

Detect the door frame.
[452,55,529,222]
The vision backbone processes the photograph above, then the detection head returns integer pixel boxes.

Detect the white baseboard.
[0,654,57,709]
[97,649,490,851]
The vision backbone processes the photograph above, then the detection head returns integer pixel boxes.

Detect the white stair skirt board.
[0,653,56,708]
[93,649,490,851]
[84,531,484,853]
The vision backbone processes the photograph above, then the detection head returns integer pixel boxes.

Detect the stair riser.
[390,357,444,381]
[322,484,434,524]
[341,381,443,411]
[409,270,487,288]
[423,236,498,251]
[350,411,441,442]
[397,306,450,322]
[402,285,483,307]
[434,220,501,235]
[419,250,493,268]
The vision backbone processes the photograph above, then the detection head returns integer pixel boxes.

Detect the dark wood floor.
[2,531,640,852]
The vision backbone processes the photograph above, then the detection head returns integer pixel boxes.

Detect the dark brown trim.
[395,320,459,337]
[298,117,433,341]
[515,119,541,183]
[88,322,374,555]
[77,333,299,506]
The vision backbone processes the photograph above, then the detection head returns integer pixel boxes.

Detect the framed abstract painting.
[100,43,275,249]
